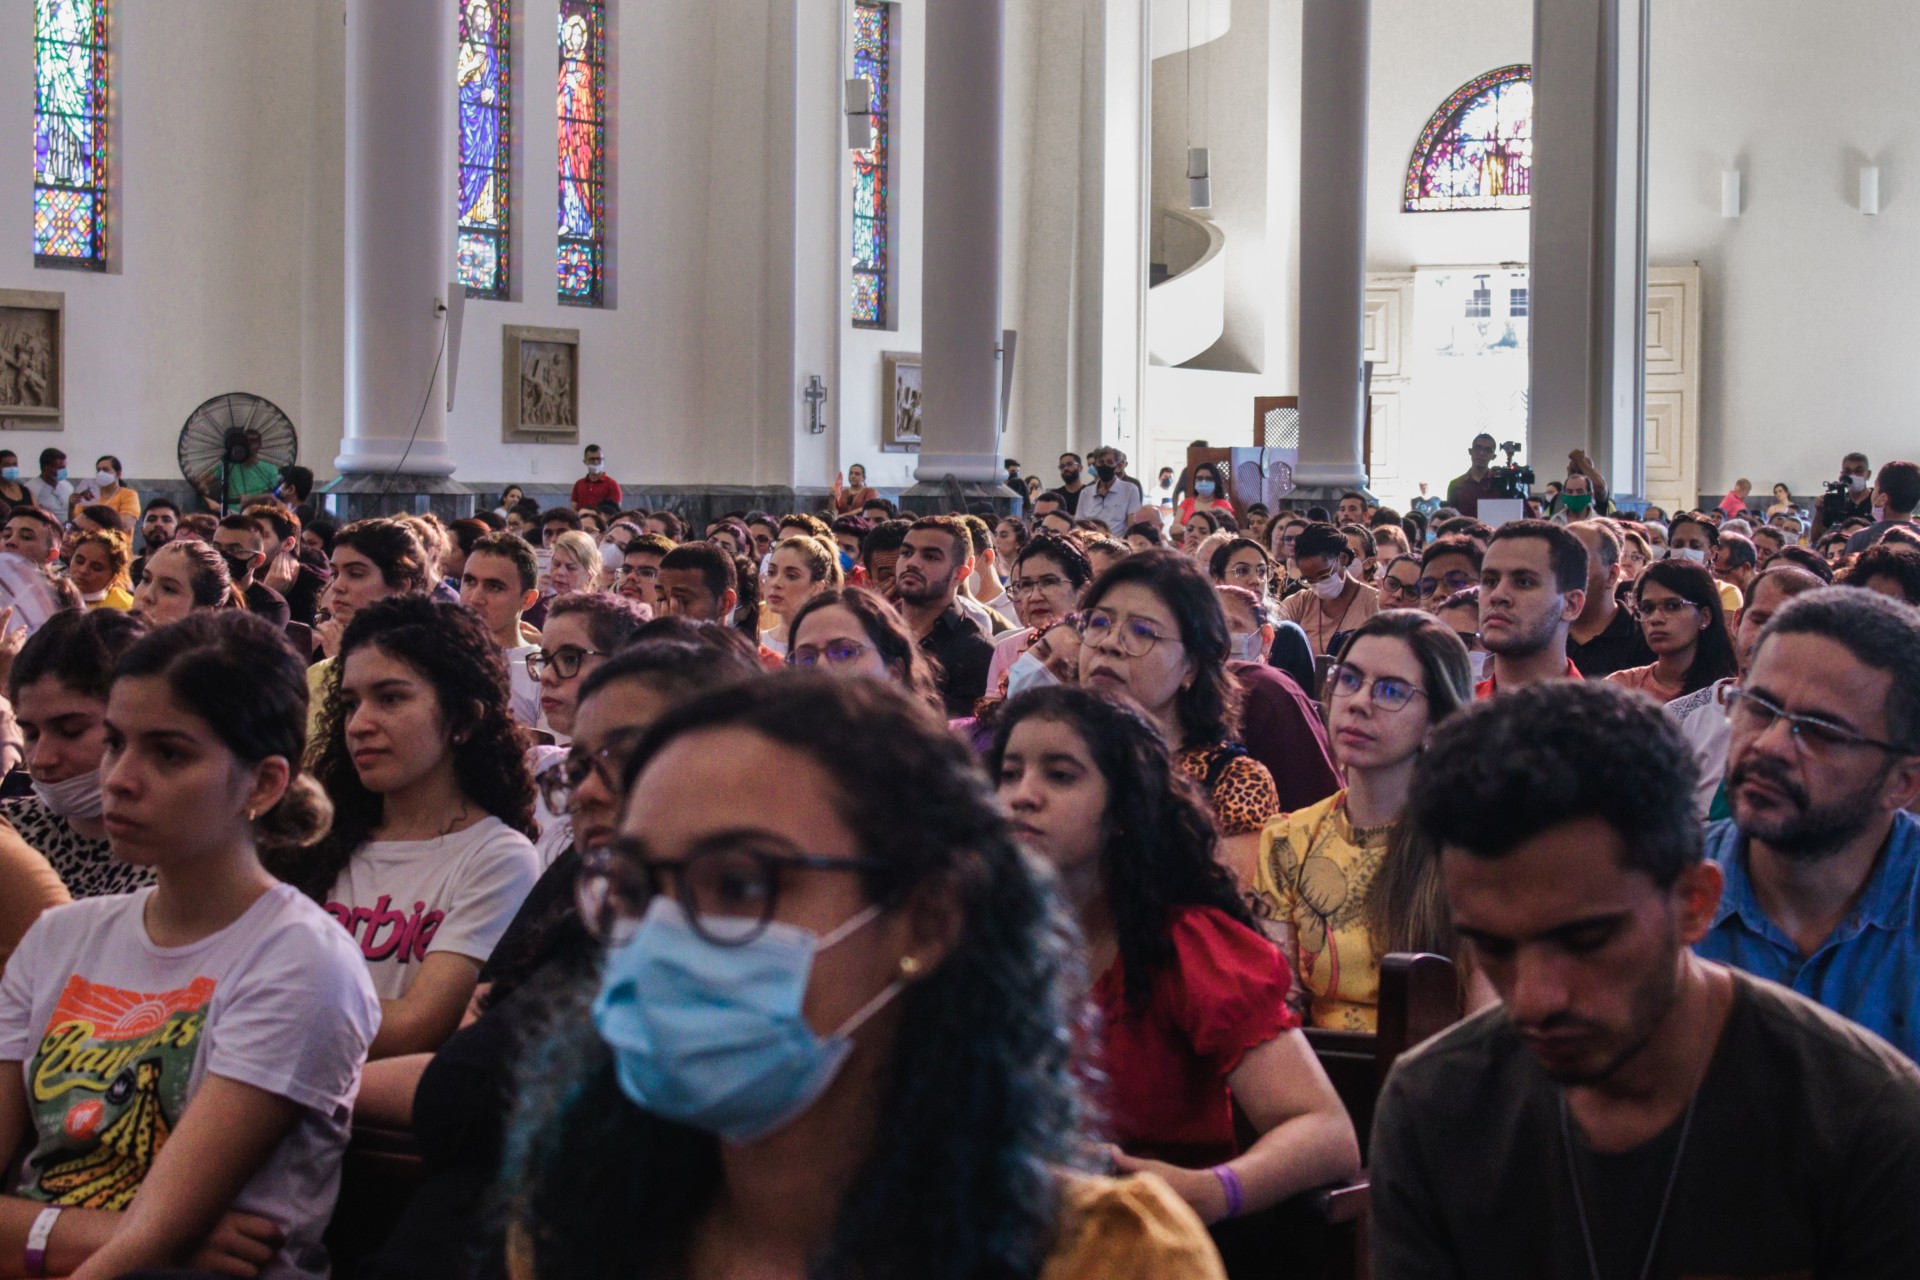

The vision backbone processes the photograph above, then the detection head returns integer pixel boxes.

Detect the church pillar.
[909,0,1007,499]
[336,0,457,480]
[1292,0,1372,494]
[1528,0,1649,499]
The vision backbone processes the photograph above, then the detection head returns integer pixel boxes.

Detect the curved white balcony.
[1148,208,1226,368]
[1152,0,1231,61]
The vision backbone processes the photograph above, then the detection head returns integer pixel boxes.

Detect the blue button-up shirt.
[1696,814,1920,1062]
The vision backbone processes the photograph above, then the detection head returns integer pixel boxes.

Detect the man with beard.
[129,496,179,586]
[1474,520,1587,696]
[1695,588,1920,1060]
[1371,680,1920,1276]
[895,516,994,715]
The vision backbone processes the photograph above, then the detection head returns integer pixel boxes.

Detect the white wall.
[0,1,344,483]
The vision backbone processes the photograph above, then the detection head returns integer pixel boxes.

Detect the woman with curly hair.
[505,676,1226,1280]
[1076,549,1279,884]
[292,596,539,1060]
[1257,610,1474,1032]
[65,528,133,610]
[785,586,943,714]
[991,686,1359,1229]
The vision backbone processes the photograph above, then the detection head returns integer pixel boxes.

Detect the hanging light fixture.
[1186,0,1211,209]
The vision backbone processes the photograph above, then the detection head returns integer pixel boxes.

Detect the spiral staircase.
[1147,0,1231,368]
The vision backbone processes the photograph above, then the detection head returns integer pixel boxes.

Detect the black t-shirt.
[242,580,291,630]
[1370,970,1920,1278]
[1049,482,1086,515]
[919,604,995,716]
[1568,603,1656,680]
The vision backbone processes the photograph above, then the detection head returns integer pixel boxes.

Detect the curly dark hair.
[1410,679,1701,889]
[502,676,1086,1280]
[1079,548,1241,748]
[988,686,1252,1010]
[1843,542,1920,606]
[282,596,535,900]
[785,586,944,713]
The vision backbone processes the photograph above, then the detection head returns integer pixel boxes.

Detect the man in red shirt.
[1476,520,1587,697]
[569,443,622,510]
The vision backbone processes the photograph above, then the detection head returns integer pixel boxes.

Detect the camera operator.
[1445,434,1501,517]
[1813,452,1875,538]
[1844,461,1920,555]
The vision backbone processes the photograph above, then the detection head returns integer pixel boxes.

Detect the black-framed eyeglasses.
[1417,570,1477,599]
[1630,598,1703,623]
[526,646,608,681]
[1075,607,1177,657]
[1007,573,1071,600]
[575,836,888,946]
[535,733,643,811]
[1379,576,1421,602]
[787,639,870,669]
[1722,686,1916,758]
[1328,663,1427,712]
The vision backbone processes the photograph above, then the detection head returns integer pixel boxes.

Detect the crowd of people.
[0,435,1912,1278]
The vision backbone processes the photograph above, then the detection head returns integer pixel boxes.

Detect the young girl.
[992,687,1359,1222]
[1608,559,1739,704]
[0,612,378,1280]
[760,536,843,657]
[292,596,540,1059]
[1258,611,1474,1030]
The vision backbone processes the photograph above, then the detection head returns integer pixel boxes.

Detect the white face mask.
[33,769,104,821]
[1309,572,1348,601]
[600,541,626,572]
[94,470,116,490]
[1005,651,1060,698]
[1229,630,1266,662]
[1468,650,1493,682]
[1849,473,1872,494]
[586,460,604,475]
[1670,547,1707,564]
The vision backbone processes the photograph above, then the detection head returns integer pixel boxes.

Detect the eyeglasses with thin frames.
[787,639,871,669]
[1721,686,1916,758]
[1075,608,1178,658]
[1327,663,1427,712]
[1007,574,1071,600]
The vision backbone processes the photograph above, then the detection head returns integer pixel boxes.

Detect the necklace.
[1559,1090,1697,1280]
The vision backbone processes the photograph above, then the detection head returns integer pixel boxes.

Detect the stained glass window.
[1404,65,1533,214]
[457,0,511,298]
[557,0,607,306]
[851,2,890,329]
[34,0,108,270]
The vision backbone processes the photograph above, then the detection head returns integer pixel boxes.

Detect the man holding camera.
[1813,452,1875,538]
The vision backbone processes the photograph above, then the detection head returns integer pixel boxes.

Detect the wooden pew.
[1212,952,1461,1280]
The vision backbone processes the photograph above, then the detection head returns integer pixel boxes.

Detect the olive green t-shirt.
[1370,969,1920,1278]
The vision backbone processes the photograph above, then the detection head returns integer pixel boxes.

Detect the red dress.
[1092,905,1298,1168]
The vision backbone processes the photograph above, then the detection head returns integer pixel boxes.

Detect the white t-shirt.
[324,815,539,1000]
[0,885,379,1280]
[504,644,542,729]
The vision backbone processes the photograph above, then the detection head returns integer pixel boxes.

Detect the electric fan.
[176,393,299,512]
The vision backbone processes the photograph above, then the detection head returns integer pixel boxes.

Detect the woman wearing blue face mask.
[506,677,1228,1280]
[1177,462,1235,526]
[1256,610,1475,1032]
[0,451,27,507]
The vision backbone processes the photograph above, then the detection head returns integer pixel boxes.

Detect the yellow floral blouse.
[1254,791,1395,1032]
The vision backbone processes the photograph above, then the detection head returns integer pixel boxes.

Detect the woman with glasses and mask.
[1077,550,1279,885]
[785,587,945,715]
[984,533,1095,701]
[356,636,764,1273]
[1257,612,1474,1031]
[1434,587,1491,684]
[509,677,1229,1280]
[1607,559,1739,705]
[991,687,1358,1244]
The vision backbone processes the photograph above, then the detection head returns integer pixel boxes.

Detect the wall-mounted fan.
[177,393,299,512]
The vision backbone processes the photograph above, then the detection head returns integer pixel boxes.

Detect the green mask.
[1562,494,1594,514]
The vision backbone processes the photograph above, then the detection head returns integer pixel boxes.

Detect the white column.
[1528,0,1648,498]
[1293,0,1371,492]
[337,0,457,477]
[914,0,1004,485]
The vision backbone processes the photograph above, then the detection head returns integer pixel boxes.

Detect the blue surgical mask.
[54,468,67,482]
[1194,480,1216,497]
[1,468,17,482]
[592,897,901,1144]
[1005,650,1060,698]
[838,550,857,574]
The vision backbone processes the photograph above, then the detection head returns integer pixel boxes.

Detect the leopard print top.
[0,797,154,899]
[1175,743,1281,836]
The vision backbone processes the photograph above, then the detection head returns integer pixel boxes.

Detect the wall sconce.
[844,77,873,150]
[1188,147,1213,211]
[1720,170,1742,219]
[1860,165,1881,216]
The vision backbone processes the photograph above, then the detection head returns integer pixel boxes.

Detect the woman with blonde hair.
[547,529,605,597]
[760,535,843,656]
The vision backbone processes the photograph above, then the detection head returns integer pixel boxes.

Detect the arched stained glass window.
[457,0,511,298]
[1404,65,1532,213]
[557,0,608,306]
[850,1,891,329]
[34,0,109,269]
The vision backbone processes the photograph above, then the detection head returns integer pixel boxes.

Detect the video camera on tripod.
[1488,442,1536,500]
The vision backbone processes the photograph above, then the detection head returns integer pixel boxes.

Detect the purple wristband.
[1210,1164,1245,1219]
